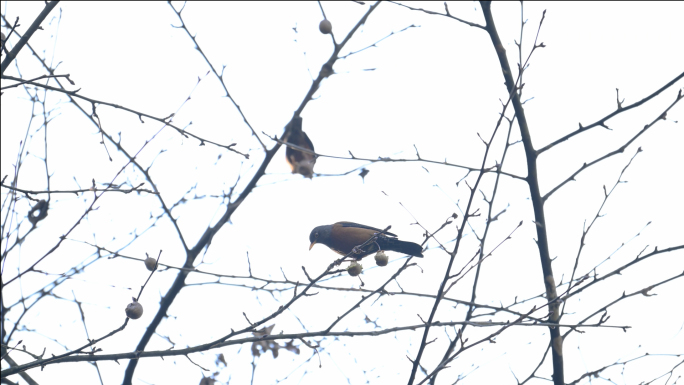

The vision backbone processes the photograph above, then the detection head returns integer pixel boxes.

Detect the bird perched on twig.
[284,116,316,178]
[309,221,424,259]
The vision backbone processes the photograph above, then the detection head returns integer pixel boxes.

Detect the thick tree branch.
[479,3,564,384]
[0,1,59,75]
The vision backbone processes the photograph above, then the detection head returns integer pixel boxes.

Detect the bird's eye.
[315,232,319,238]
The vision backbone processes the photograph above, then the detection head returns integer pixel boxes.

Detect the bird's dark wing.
[289,116,303,134]
[285,117,316,177]
[336,221,397,237]
[286,131,314,167]
[300,130,314,152]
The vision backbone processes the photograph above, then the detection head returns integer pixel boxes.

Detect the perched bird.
[309,221,424,259]
[285,116,316,178]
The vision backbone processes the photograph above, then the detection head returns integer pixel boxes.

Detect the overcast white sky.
[2,2,683,385]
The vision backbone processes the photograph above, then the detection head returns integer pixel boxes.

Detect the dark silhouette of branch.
[537,71,684,155]
[1,317,627,376]
[168,1,266,152]
[339,24,419,60]
[1,1,59,75]
[543,91,682,202]
[566,353,684,385]
[563,245,684,302]
[1,183,159,196]
[0,73,74,90]
[389,1,485,29]
[564,271,683,338]
[407,46,519,384]
[1,74,247,158]
[268,134,526,180]
[561,148,641,319]
[479,3,564,385]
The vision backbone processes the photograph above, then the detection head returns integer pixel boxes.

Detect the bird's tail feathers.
[387,239,424,258]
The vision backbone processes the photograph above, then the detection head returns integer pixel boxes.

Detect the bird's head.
[309,224,333,250]
[296,159,315,179]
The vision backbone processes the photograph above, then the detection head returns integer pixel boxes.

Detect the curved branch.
[1,75,247,158]
[389,1,485,29]
[537,71,684,155]
[543,90,682,202]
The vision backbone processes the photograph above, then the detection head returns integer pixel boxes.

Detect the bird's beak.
[309,241,316,250]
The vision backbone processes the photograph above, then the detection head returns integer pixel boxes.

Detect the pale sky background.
[1,2,683,385]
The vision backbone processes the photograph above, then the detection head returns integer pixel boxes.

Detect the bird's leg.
[352,245,364,255]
